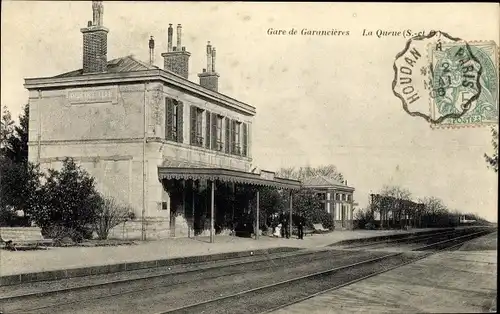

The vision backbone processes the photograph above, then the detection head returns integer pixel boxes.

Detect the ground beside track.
[272,232,497,314]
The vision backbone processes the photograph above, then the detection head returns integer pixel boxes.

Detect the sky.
[1,2,498,222]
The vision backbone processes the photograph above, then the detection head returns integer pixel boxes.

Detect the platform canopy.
[157,167,302,190]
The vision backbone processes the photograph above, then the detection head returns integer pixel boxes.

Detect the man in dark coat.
[297,214,305,240]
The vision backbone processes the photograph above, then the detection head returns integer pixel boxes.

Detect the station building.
[24,1,301,241]
[303,176,356,230]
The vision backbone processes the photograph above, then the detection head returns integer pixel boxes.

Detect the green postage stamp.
[428,40,499,128]
[392,31,498,128]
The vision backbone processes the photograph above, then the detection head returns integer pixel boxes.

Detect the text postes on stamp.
[429,41,498,128]
[392,30,498,128]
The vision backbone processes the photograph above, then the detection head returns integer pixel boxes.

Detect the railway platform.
[0,228,495,313]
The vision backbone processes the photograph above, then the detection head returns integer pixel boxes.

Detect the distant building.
[302,176,355,230]
[24,1,300,240]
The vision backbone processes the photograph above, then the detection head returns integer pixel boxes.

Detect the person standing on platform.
[297,213,304,240]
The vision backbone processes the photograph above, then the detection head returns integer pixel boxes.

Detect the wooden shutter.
[165,98,173,140]
[247,123,251,157]
[190,105,197,145]
[242,122,248,157]
[205,110,211,149]
[224,117,230,153]
[230,120,236,154]
[211,113,218,151]
[177,101,184,143]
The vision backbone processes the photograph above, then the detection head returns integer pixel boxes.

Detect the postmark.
[429,41,498,128]
[392,31,498,128]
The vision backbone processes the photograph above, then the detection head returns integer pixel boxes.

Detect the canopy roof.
[302,175,355,191]
[158,167,302,190]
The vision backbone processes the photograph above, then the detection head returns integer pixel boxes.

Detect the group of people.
[272,213,306,240]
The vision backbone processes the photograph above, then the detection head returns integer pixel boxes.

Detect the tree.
[354,207,375,229]
[380,185,412,200]
[277,164,345,183]
[30,158,102,242]
[94,197,134,240]
[0,104,29,164]
[258,186,285,230]
[7,104,29,164]
[379,185,412,228]
[484,126,498,173]
[418,196,450,227]
[291,188,333,229]
[0,156,42,217]
[0,106,14,156]
[419,196,447,215]
[0,105,39,227]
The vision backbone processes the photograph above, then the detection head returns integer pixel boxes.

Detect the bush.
[30,158,101,242]
[354,208,375,230]
[318,210,334,230]
[42,224,93,245]
[365,222,376,230]
[0,206,17,227]
[94,197,135,240]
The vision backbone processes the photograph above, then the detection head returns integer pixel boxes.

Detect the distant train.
[459,215,477,224]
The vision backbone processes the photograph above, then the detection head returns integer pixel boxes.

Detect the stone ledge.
[0,246,300,286]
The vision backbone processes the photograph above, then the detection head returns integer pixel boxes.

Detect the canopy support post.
[289,190,293,238]
[255,189,260,240]
[210,180,215,243]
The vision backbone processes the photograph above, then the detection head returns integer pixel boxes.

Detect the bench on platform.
[313,223,330,233]
[0,227,53,251]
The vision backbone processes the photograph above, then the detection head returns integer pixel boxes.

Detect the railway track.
[340,227,488,250]
[342,229,458,249]
[158,228,493,314]
[0,227,493,314]
[0,249,385,313]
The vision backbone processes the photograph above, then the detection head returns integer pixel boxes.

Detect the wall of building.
[141,82,255,238]
[28,84,145,143]
[28,83,147,214]
[27,79,255,239]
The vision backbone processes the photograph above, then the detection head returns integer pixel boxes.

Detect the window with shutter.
[172,101,178,139]
[190,106,197,145]
[225,117,231,153]
[233,121,241,155]
[176,101,184,143]
[205,110,211,149]
[230,120,236,154]
[165,98,181,142]
[242,123,248,157]
[217,116,223,151]
[247,123,251,157]
[211,112,218,151]
[195,109,204,147]
[165,98,174,141]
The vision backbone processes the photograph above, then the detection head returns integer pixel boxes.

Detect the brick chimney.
[198,41,220,92]
[81,1,109,74]
[161,24,191,79]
